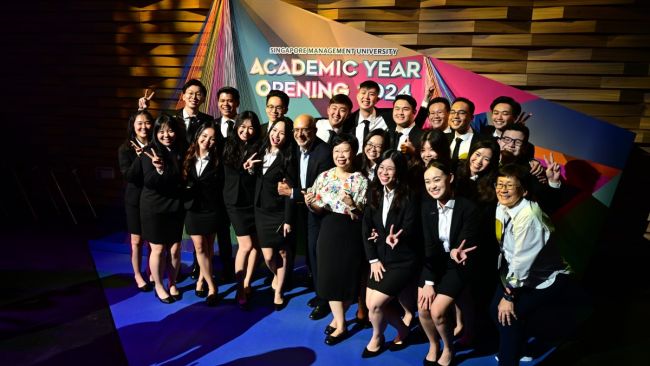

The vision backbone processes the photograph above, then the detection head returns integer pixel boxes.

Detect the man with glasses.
[262,89,291,137]
[175,79,214,145]
[447,97,479,169]
[342,80,394,153]
[278,114,334,320]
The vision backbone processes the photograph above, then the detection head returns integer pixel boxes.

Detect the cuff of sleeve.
[369,259,379,264]
[425,280,435,286]
[548,180,561,189]
[156,168,164,175]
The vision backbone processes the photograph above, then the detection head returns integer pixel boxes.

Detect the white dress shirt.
[195,153,210,176]
[299,148,310,189]
[262,150,278,175]
[315,118,341,143]
[382,187,395,226]
[449,127,474,160]
[219,116,235,138]
[355,110,387,153]
[437,199,455,253]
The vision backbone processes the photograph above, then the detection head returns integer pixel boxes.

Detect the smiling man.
[342,80,395,153]
[175,79,213,145]
[316,94,352,145]
[215,86,240,140]
[447,97,479,168]
[388,94,422,159]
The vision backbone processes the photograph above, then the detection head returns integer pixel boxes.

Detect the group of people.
[117,78,572,366]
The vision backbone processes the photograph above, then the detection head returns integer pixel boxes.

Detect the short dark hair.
[490,96,521,118]
[182,79,207,96]
[331,133,359,156]
[452,97,475,115]
[266,89,290,109]
[217,86,240,103]
[428,97,450,112]
[394,94,417,111]
[502,123,530,142]
[359,80,380,94]
[497,163,530,192]
[330,93,353,110]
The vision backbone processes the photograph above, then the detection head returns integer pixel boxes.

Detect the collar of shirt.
[183,109,196,120]
[438,199,455,212]
[493,129,502,138]
[499,198,527,221]
[199,152,210,161]
[396,124,415,136]
[134,138,146,148]
[358,110,377,125]
[384,186,395,201]
[454,127,474,141]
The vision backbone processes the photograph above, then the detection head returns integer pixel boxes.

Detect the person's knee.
[418,308,432,320]
[430,307,446,324]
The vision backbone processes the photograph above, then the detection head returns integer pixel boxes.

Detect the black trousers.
[490,274,569,366]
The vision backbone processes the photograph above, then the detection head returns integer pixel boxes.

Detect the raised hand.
[400,137,416,156]
[514,111,532,125]
[370,261,385,282]
[529,159,546,183]
[544,153,561,185]
[450,239,477,266]
[367,228,379,242]
[425,85,436,102]
[242,152,262,170]
[138,89,155,111]
[143,149,164,171]
[130,140,144,156]
[277,178,292,197]
[385,224,403,249]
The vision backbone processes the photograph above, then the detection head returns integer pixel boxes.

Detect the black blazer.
[342,107,395,136]
[174,109,214,145]
[184,155,222,212]
[291,139,334,198]
[420,195,479,285]
[253,150,296,225]
[140,146,184,214]
[388,125,424,151]
[414,103,429,129]
[223,160,256,208]
[117,143,144,206]
[362,190,421,268]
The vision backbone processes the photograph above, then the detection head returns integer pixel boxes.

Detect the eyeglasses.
[449,110,468,116]
[494,183,521,191]
[266,105,284,111]
[500,136,524,147]
[365,143,383,150]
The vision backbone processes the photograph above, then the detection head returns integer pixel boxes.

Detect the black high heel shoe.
[274,297,286,311]
[138,282,153,292]
[324,325,336,335]
[205,292,219,307]
[324,329,348,346]
[389,331,411,352]
[195,280,207,298]
[361,335,385,358]
[154,290,174,304]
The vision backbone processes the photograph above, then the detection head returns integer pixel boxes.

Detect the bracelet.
[502,292,514,302]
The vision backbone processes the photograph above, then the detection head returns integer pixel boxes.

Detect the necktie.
[227,119,234,136]
[451,137,462,161]
[327,130,336,145]
[361,119,370,138]
[394,131,403,150]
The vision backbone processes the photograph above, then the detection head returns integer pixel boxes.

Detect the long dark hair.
[456,139,500,203]
[182,121,219,181]
[359,129,390,178]
[368,150,410,210]
[223,111,262,168]
[148,113,183,166]
[419,129,451,167]
[124,110,154,145]
[258,117,295,173]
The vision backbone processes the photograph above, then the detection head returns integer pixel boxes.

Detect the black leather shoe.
[138,282,153,292]
[309,305,330,320]
[307,296,319,308]
[423,359,437,366]
[274,299,287,311]
[324,325,335,335]
[324,329,348,346]
[206,293,219,307]
[361,336,385,358]
[389,332,410,352]
[154,291,174,304]
[170,292,182,302]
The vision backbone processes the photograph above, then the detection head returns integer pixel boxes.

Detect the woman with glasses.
[359,129,390,181]
[419,160,479,366]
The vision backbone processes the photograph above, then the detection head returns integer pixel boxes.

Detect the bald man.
[278,114,334,319]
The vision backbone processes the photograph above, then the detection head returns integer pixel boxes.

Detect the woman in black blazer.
[117,110,153,291]
[182,121,221,306]
[361,150,420,357]
[222,111,262,308]
[141,114,186,304]
[419,160,479,366]
[246,117,296,310]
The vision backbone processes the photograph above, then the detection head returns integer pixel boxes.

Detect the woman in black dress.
[141,114,186,304]
[222,111,262,308]
[304,134,368,345]
[117,110,153,291]
[246,117,295,310]
[361,150,420,357]
[182,122,221,306]
[419,160,479,366]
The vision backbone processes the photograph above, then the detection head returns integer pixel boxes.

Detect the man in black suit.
[315,93,352,145]
[389,94,423,160]
[278,114,334,320]
[215,86,240,142]
[262,89,290,135]
[342,80,394,153]
[447,97,480,170]
[174,79,214,145]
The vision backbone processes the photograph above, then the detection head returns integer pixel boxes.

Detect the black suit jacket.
[140,146,184,214]
[223,160,256,208]
[388,125,424,151]
[362,190,421,268]
[292,139,334,198]
[254,150,296,225]
[341,107,395,137]
[117,143,144,206]
[420,196,479,285]
[175,109,214,145]
[184,156,222,212]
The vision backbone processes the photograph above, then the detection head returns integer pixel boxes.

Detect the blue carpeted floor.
[89,233,557,366]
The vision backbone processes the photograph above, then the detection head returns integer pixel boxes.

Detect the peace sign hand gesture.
[243,152,262,171]
[138,89,155,111]
[385,224,403,249]
[450,239,477,265]
[130,140,144,156]
[143,149,164,172]
[544,153,561,185]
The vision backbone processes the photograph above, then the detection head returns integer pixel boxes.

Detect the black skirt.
[317,212,363,302]
[255,207,287,249]
[184,209,219,236]
[227,204,256,236]
[140,210,184,245]
[367,265,417,297]
[125,203,142,235]
[436,259,465,299]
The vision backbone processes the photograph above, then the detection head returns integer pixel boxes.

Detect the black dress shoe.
[154,291,174,304]
[274,299,287,311]
[324,329,348,346]
[361,335,385,358]
[309,305,330,320]
[324,325,336,335]
[138,282,153,292]
[307,296,319,308]
[206,293,219,306]
[170,292,182,302]
[423,358,437,366]
[389,332,410,352]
